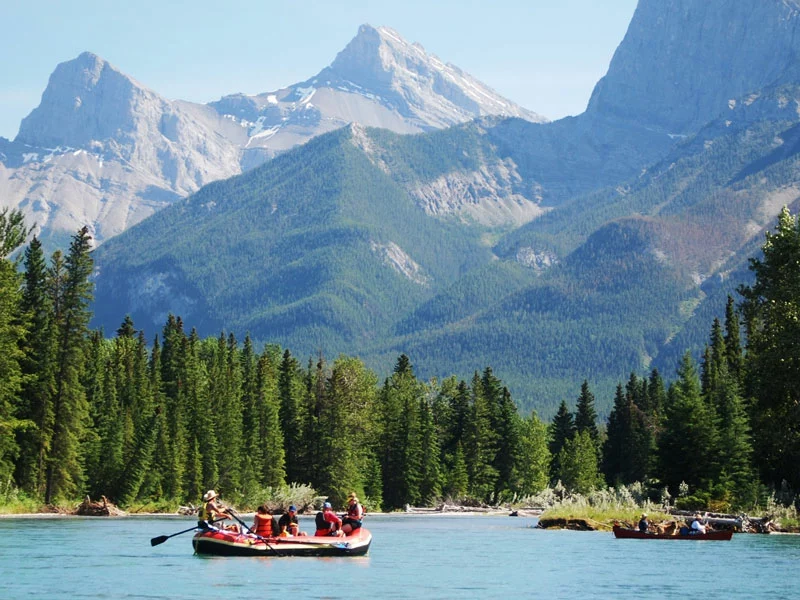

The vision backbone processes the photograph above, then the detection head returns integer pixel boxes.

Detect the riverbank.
[536,506,800,534]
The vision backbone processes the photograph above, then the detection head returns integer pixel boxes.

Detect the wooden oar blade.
[150,535,170,546]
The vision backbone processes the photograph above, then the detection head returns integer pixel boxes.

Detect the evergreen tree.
[723,295,744,389]
[657,352,719,496]
[549,399,575,484]
[418,395,442,503]
[318,357,376,506]
[444,442,469,499]
[183,330,216,499]
[492,386,521,498]
[465,372,498,501]
[45,227,93,503]
[238,336,260,496]
[517,412,551,496]
[739,207,800,490]
[279,349,306,484]
[256,348,285,489]
[379,355,424,509]
[559,430,602,494]
[15,236,55,496]
[159,316,188,500]
[574,380,599,442]
[0,209,28,487]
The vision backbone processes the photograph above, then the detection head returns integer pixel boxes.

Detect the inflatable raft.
[192,527,372,557]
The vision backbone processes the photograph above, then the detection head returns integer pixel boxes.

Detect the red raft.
[612,524,733,540]
[192,527,372,557]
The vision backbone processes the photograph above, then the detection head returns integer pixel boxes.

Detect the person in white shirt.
[691,513,707,534]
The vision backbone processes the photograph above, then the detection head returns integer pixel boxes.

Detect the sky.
[0,0,639,140]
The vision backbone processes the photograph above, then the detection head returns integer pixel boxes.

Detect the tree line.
[1,206,799,511]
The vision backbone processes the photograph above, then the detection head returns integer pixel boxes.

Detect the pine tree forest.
[1,206,799,512]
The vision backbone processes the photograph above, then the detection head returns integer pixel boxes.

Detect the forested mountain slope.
[91,0,800,415]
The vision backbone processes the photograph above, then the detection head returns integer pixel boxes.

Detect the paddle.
[150,518,224,547]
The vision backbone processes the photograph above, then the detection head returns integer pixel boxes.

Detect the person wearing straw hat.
[197,490,232,530]
[638,513,649,533]
[691,513,707,534]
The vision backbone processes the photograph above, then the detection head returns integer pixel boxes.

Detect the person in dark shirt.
[638,513,649,533]
[278,505,305,536]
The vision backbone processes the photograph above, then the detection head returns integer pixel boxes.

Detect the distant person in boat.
[638,513,649,533]
[691,513,707,534]
[342,493,364,534]
[278,505,306,536]
[253,504,279,538]
[198,490,234,530]
[315,501,345,537]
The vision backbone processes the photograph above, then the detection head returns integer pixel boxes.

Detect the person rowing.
[198,490,238,532]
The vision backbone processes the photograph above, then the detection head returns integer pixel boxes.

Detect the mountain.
[586,0,800,134]
[210,24,545,165]
[1,52,243,248]
[89,0,800,417]
[0,26,541,249]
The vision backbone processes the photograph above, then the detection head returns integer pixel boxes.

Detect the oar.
[150,518,224,547]
[225,508,280,556]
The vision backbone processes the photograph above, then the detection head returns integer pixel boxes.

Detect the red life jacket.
[254,513,275,537]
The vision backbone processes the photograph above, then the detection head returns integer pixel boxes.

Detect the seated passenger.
[691,513,707,534]
[315,501,345,537]
[278,505,306,536]
[638,513,649,533]
[253,504,279,538]
[342,493,363,534]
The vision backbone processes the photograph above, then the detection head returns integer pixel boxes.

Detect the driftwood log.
[75,495,126,517]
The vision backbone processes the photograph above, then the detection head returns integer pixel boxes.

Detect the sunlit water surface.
[1,514,798,599]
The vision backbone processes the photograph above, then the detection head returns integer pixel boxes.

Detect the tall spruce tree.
[15,235,55,496]
[549,399,575,484]
[45,227,93,503]
[279,349,306,484]
[723,295,744,389]
[740,206,800,491]
[379,355,424,509]
[0,209,28,487]
[256,348,285,489]
[518,412,551,495]
[657,352,719,496]
[559,430,602,494]
[465,372,498,501]
[575,380,599,442]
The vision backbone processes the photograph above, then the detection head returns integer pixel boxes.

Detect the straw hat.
[203,490,217,502]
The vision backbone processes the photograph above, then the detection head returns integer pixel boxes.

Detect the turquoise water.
[1,514,798,599]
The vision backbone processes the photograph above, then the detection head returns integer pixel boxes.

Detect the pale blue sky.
[0,0,638,140]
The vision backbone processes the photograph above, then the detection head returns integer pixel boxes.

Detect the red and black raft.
[192,527,372,557]
[612,524,733,540]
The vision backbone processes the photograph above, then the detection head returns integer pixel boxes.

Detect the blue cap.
[323,501,332,509]
[289,505,296,512]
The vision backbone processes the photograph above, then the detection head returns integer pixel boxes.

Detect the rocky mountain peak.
[16,52,154,148]
[586,0,800,134]
[324,24,545,126]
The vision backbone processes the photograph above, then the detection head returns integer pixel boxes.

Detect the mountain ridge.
[2,25,539,248]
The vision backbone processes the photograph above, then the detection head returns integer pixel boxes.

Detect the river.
[1,514,798,599]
